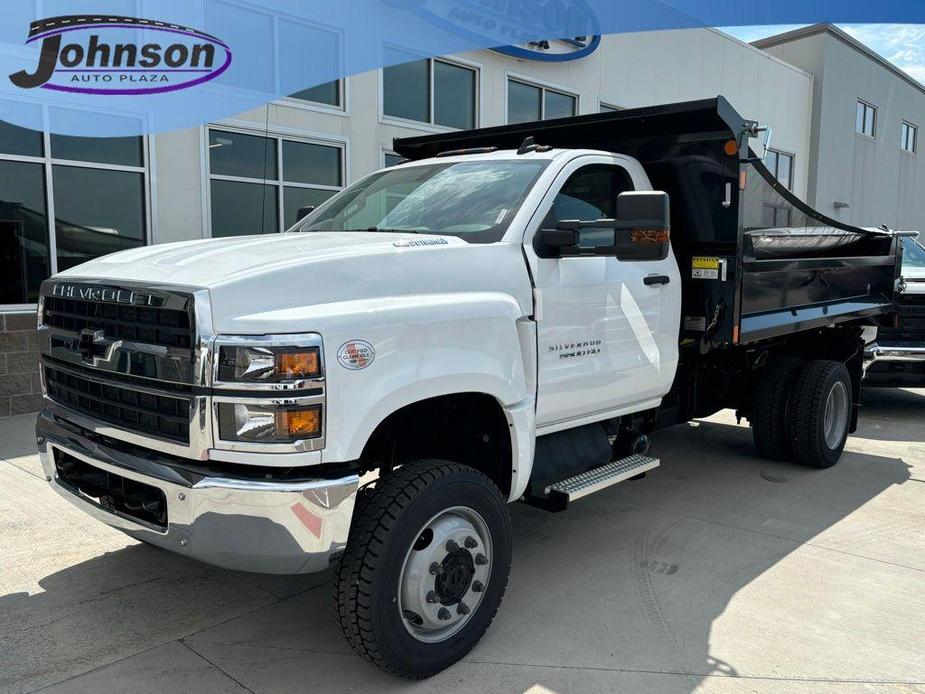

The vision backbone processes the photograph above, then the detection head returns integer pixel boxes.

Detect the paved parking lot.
[2,389,924,694]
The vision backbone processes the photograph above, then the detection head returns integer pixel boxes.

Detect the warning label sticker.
[692,256,720,280]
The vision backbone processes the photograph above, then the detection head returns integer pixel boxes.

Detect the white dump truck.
[35,98,905,678]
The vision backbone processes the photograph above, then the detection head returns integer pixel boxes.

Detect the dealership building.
[1,22,923,414]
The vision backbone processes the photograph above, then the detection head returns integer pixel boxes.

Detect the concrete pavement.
[1,388,923,693]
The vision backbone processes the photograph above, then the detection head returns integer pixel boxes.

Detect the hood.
[56,232,533,333]
[57,232,468,288]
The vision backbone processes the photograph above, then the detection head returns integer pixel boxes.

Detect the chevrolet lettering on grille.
[52,283,164,307]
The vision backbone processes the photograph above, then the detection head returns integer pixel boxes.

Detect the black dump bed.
[394,97,901,347]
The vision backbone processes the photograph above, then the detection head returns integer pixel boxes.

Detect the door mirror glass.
[536,191,670,260]
[296,205,315,221]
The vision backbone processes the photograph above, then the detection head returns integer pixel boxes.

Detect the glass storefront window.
[211,180,279,238]
[0,120,43,158]
[50,134,143,167]
[208,128,345,237]
[383,56,430,123]
[433,60,476,129]
[508,81,542,124]
[283,141,342,187]
[289,80,342,108]
[52,166,146,272]
[0,160,50,303]
[209,130,278,179]
[383,52,477,129]
[544,90,577,120]
[508,79,576,124]
[0,108,149,306]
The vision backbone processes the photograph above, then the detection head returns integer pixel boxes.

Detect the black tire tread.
[332,461,509,679]
[789,360,851,468]
[752,357,804,460]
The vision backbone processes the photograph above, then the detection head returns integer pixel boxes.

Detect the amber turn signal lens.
[631,229,670,244]
[276,407,321,438]
[277,350,320,379]
[724,139,739,156]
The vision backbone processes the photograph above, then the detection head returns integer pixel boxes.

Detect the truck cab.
[34,97,904,679]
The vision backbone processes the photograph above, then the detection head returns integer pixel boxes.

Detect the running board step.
[547,454,660,503]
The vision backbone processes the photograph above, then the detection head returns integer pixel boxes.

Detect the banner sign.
[0,0,922,136]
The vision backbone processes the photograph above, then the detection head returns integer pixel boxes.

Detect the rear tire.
[751,357,804,460]
[333,461,512,679]
[789,360,852,468]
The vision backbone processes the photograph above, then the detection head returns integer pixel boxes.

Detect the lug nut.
[475,553,488,566]
[426,591,437,604]
[429,562,443,575]
[464,536,478,549]
[457,602,470,615]
[445,539,458,552]
[472,580,484,592]
[437,607,451,621]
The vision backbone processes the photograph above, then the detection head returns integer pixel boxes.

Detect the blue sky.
[722,24,925,84]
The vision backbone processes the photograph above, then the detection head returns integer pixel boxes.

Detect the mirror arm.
[555,218,667,231]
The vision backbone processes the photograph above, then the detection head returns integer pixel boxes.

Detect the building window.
[0,119,148,305]
[288,80,343,108]
[856,100,876,137]
[600,102,623,113]
[764,149,794,190]
[901,121,917,154]
[383,52,477,130]
[207,128,344,237]
[383,152,404,167]
[508,79,577,124]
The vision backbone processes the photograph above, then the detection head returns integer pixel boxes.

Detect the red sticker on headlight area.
[337,340,375,370]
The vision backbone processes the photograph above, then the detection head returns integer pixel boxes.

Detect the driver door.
[524,156,681,430]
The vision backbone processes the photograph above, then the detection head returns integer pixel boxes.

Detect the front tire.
[789,360,852,468]
[333,461,512,679]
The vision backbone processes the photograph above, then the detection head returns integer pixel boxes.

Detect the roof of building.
[752,23,925,97]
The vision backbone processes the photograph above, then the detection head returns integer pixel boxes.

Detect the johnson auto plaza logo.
[9,15,231,95]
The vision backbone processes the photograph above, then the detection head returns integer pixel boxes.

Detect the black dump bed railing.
[394,96,902,348]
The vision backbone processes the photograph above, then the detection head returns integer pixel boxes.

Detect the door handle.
[643,274,670,286]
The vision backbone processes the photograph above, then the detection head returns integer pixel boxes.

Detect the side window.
[543,164,634,249]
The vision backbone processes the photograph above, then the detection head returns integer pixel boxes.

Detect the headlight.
[217,402,322,443]
[212,334,326,452]
[217,345,321,383]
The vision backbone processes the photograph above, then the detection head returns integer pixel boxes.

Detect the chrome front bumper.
[36,410,358,575]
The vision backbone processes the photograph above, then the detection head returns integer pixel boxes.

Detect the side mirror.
[296,205,315,221]
[535,191,670,259]
[613,191,670,261]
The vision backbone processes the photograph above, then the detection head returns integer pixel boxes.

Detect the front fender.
[319,292,531,464]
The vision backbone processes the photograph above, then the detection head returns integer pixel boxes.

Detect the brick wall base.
[0,312,42,417]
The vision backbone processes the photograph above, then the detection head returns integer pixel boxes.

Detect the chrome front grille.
[44,364,192,443]
[879,291,925,342]
[39,281,212,459]
[42,296,194,351]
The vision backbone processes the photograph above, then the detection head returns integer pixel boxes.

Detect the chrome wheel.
[398,506,492,643]
[823,380,849,449]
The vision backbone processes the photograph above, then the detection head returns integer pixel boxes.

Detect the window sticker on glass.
[495,208,509,224]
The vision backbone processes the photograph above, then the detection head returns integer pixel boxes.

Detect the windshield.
[293,159,548,243]
[902,238,925,269]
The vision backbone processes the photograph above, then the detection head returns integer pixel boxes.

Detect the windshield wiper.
[345,226,426,234]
